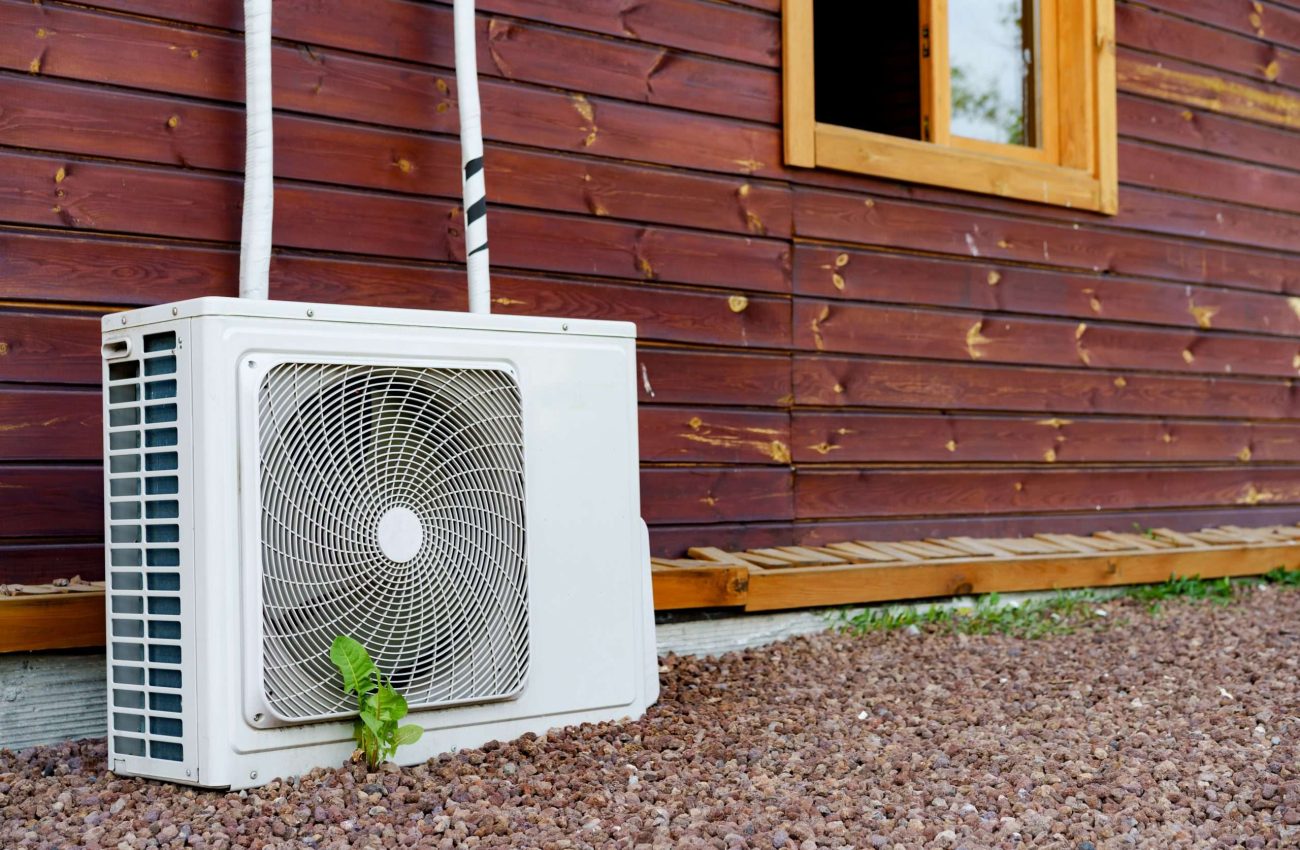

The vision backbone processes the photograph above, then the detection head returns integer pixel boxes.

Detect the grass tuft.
[1262,566,1300,587]
[839,567,1300,639]
[1127,573,1235,612]
[841,589,1105,640]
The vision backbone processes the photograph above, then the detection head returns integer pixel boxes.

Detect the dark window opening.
[814,3,921,140]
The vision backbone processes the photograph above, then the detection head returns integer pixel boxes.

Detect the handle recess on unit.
[102,338,132,360]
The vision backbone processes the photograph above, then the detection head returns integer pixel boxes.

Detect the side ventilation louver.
[105,331,185,763]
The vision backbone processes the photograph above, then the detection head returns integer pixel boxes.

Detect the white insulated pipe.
[455,0,491,313]
[239,0,274,300]
[237,1,484,309]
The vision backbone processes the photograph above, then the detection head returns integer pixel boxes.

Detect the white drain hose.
[455,0,491,313]
[239,0,274,300]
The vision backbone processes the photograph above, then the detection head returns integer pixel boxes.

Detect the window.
[782,0,1117,214]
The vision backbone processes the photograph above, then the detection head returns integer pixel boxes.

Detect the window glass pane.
[949,0,1038,146]
[814,2,922,140]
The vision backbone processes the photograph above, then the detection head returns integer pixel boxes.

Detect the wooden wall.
[2,0,1300,582]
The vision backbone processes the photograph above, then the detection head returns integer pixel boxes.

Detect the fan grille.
[258,362,528,721]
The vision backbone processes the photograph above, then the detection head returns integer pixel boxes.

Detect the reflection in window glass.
[949,0,1038,146]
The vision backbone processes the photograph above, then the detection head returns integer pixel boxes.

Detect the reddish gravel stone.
[1,588,1298,849]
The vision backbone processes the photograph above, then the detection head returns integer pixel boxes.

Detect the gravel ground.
[2,588,1298,849]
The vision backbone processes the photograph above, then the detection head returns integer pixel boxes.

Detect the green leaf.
[373,684,409,723]
[329,636,376,696]
[393,724,423,747]
[358,708,382,736]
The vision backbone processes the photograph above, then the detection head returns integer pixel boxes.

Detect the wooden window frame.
[783,0,1117,214]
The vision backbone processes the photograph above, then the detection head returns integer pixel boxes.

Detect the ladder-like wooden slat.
[1262,525,1300,540]
[1217,525,1281,543]
[1094,531,1173,551]
[1191,529,1250,545]
[1033,533,1103,553]
[651,557,715,569]
[777,546,847,565]
[854,541,927,562]
[687,546,755,567]
[945,537,1019,558]
[725,550,792,568]
[746,547,827,566]
[985,537,1071,555]
[1071,534,1133,552]
[1148,528,1208,548]
[824,541,901,562]
[887,540,967,559]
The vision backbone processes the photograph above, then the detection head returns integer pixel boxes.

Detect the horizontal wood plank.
[1115,183,1300,256]
[0,313,103,385]
[639,407,791,464]
[1118,51,1300,131]
[640,467,793,524]
[0,388,100,460]
[0,544,103,584]
[792,355,1300,419]
[0,465,101,538]
[791,412,1298,464]
[1119,95,1300,173]
[637,349,791,406]
[796,466,1300,520]
[1120,139,1300,216]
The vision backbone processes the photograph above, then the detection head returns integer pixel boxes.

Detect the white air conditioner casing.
[101,297,658,789]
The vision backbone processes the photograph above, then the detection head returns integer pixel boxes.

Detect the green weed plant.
[329,635,424,768]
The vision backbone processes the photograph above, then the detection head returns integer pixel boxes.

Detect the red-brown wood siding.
[2,0,1299,579]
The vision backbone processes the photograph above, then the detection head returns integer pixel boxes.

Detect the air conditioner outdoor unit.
[100,298,658,788]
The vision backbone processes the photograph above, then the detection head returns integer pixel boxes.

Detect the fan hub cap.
[377,506,423,563]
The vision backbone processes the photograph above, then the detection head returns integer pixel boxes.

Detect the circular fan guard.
[257,362,528,721]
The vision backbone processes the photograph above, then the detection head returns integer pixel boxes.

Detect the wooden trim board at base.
[650,563,749,610]
[0,592,105,653]
[742,543,1299,611]
[652,523,1300,612]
